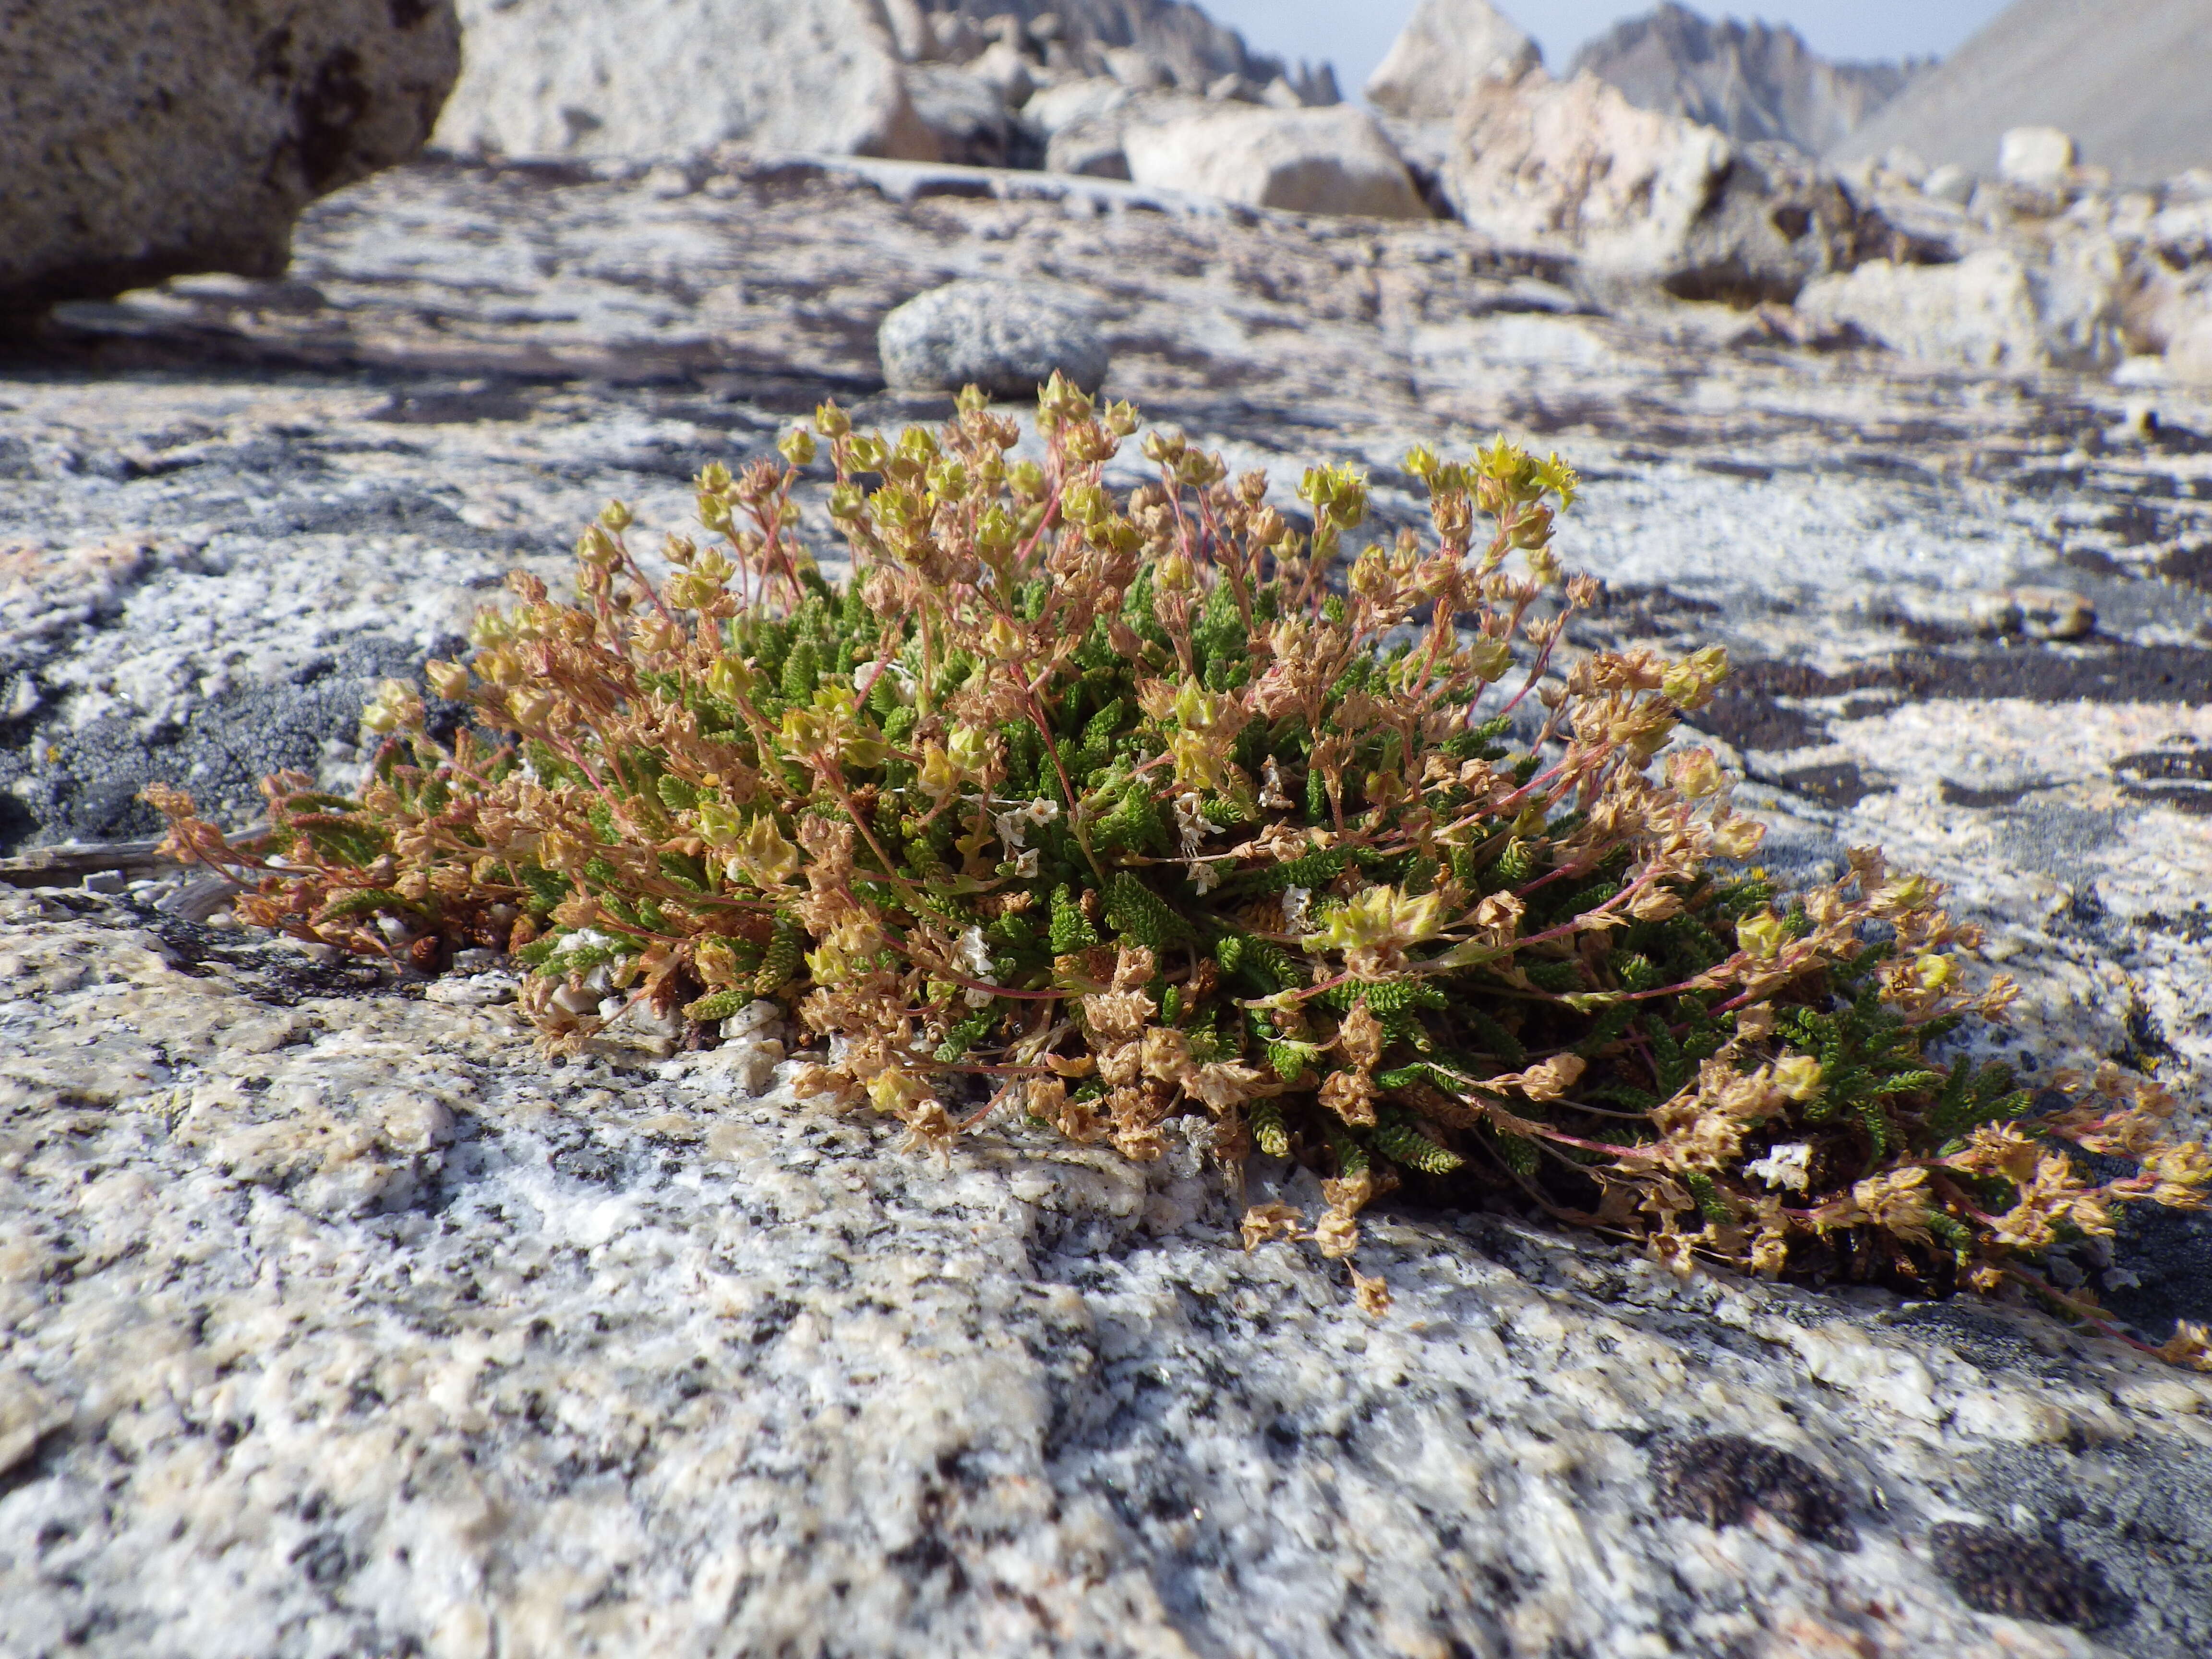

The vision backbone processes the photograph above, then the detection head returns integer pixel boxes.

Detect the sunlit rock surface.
[3,154,2211,1657]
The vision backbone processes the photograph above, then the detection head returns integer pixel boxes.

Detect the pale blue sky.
[1204,1,2015,92]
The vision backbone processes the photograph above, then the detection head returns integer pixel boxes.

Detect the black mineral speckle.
[1650,1435,1857,1549]
[1932,1523,2122,1629]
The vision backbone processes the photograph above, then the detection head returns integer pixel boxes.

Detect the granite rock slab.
[3,890,2212,1658]
[2,153,2211,1656]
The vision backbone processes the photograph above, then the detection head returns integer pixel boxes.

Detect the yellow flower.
[1710,814,1766,858]
[867,1069,935,1121]
[706,655,754,702]
[1772,1054,1823,1101]
[1661,645,1729,710]
[729,814,800,888]
[1465,638,1513,683]
[1668,747,1727,800]
[697,803,748,851]
[1874,874,1935,913]
[805,920,878,986]
[949,723,991,773]
[361,679,423,735]
[1736,911,1788,961]
[424,660,471,701]
[1305,885,1444,955]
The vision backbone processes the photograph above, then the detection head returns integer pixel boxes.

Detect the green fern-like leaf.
[1373,1112,1465,1174]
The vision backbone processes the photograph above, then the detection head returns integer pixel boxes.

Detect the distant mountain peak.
[1828,0,2212,184]
[1569,4,1925,156]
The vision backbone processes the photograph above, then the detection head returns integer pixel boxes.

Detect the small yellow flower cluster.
[144,380,2209,1360]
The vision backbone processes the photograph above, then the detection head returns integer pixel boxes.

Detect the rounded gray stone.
[878,279,1109,398]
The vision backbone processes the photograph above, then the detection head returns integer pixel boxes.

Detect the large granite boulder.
[1442,71,1864,302]
[1799,251,2053,373]
[1364,0,1540,121]
[1799,233,2130,375]
[431,0,938,161]
[905,62,1021,169]
[0,0,460,315]
[1122,104,1430,220]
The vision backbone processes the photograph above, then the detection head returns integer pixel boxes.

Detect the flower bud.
[1465,638,1513,683]
[1062,484,1110,527]
[1668,747,1728,800]
[1507,505,1553,550]
[814,402,852,438]
[599,499,634,532]
[707,655,754,702]
[577,524,621,568]
[1875,875,1935,913]
[1661,645,1730,710]
[778,428,817,467]
[424,660,471,701]
[694,939,739,988]
[974,505,1017,560]
[926,457,968,502]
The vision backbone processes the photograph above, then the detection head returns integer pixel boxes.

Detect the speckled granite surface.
[4,154,2212,1657]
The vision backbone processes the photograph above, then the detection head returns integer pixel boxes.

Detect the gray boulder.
[0,0,460,315]
[1365,0,1540,121]
[1443,71,1866,303]
[907,63,1019,169]
[431,0,938,161]
[1796,239,2129,374]
[878,279,1108,397]
[1123,105,1430,221]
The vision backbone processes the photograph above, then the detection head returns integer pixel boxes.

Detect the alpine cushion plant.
[150,377,2212,1359]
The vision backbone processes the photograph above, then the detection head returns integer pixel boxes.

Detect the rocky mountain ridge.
[1570,2,1925,157]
